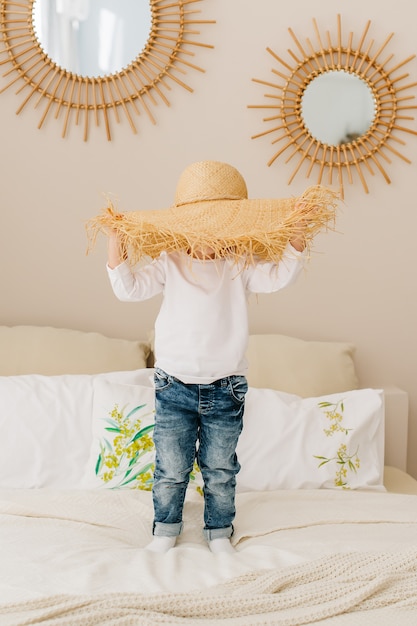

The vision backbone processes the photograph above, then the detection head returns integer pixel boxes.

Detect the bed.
[1,325,417,625]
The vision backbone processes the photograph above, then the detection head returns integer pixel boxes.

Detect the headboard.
[383,386,409,471]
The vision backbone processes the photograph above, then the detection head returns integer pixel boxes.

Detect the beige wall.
[1,1,417,476]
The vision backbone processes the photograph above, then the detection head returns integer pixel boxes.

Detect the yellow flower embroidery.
[189,460,203,496]
[314,399,360,489]
[95,402,203,495]
[95,402,156,490]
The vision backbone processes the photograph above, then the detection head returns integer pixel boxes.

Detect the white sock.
[146,536,177,553]
[208,537,235,554]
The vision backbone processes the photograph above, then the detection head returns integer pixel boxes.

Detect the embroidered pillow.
[82,377,203,493]
[236,387,385,492]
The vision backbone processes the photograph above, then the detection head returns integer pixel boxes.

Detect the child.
[105,161,325,554]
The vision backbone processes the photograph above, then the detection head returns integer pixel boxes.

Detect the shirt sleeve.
[244,243,306,294]
[106,257,166,302]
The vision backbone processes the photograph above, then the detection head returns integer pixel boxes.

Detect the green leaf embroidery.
[125,404,147,420]
[119,462,155,487]
[95,452,103,476]
[132,424,155,441]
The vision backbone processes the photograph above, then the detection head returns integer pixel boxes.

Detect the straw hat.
[87,160,338,264]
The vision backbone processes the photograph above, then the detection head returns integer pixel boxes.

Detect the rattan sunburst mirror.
[0,0,214,140]
[249,14,417,196]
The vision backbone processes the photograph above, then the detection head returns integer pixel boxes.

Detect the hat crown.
[174,161,248,206]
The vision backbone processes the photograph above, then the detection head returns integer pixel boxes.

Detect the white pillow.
[82,377,203,493]
[0,325,151,375]
[246,334,358,396]
[0,365,383,492]
[0,369,152,488]
[236,387,385,492]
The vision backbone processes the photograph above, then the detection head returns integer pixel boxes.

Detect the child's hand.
[107,228,127,268]
[289,201,320,251]
[289,201,308,251]
[294,200,319,220]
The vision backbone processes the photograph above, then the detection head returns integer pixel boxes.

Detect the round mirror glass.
[32,0,152,77]
[300,70,376,146]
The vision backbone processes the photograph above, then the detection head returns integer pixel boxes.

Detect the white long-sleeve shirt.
[107,245,304,384]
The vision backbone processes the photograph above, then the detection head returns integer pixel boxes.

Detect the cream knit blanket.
[1,550,417,625]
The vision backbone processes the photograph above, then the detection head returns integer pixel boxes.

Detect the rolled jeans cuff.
[203,525,234,541]
[153,521,183,537]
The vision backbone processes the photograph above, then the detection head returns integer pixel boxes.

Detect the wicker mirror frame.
[249,15,417,196]
[0,0,214,140]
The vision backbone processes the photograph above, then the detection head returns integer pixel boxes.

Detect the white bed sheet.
[1,474,417,624]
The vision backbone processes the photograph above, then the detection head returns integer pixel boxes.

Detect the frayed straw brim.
[87,184,338,265]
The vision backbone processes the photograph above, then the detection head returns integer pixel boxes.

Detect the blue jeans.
[152,368,248,541]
